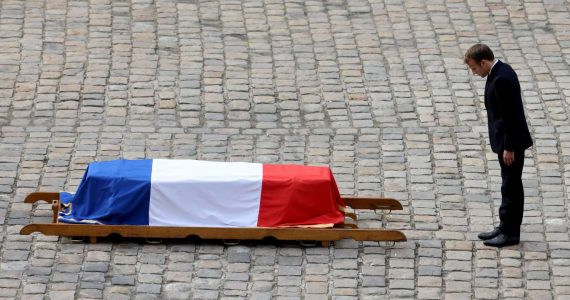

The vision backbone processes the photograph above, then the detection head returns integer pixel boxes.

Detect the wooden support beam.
[20,224,406,243]
[25,192,59,204]
[342,197,403,211]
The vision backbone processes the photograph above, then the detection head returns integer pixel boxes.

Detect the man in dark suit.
[464,44,533,247]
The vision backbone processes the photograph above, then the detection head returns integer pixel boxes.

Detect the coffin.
[58,159,346,228]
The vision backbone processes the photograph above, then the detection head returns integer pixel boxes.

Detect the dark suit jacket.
[485,60,533,153]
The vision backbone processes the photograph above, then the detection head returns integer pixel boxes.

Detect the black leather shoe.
[478,228,502,240]
[483,233,520,248]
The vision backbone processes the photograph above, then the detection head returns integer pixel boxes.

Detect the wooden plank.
[24,192,404,212]
[20,224,406,242]
[342,197,403,211]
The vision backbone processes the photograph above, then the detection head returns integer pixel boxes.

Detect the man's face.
[466,59,491,78]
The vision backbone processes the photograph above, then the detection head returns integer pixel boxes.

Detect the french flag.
[59,159,346,228]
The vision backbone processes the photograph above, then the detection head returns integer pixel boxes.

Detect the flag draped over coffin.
[59,159,346,228]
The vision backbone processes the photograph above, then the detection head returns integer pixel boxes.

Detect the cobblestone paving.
[1,0,570,299]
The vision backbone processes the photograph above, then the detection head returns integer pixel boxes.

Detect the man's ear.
[482,59,492,71]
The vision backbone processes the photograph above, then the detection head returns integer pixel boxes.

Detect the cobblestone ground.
[1,0,570,299]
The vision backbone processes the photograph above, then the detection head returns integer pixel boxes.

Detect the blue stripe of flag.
[60,159,152,225]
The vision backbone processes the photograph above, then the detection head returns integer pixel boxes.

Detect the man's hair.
[464,44,494,64]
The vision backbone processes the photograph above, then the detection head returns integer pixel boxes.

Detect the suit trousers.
[497,150,525,237]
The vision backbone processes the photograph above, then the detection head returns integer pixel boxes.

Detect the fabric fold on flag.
[59,159,346,228]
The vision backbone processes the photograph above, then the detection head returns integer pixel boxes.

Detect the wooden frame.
[20,192,406,246]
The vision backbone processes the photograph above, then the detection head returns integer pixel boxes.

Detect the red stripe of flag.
[257,164,346,227]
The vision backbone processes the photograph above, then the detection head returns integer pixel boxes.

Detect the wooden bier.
[21,192,406,246]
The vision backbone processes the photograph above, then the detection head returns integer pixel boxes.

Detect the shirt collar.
[488,59,499,77]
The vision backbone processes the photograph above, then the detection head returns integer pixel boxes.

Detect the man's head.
[464,44,495,78]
